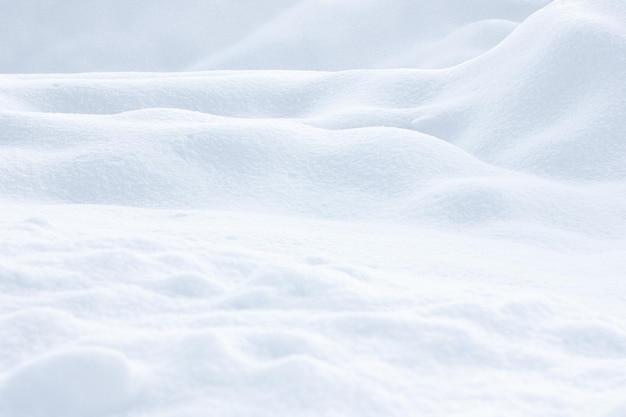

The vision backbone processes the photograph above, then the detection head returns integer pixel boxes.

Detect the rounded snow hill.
[0,348,139,417]
[438,0,626,180]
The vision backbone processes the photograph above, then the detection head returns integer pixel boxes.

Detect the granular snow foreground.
[1,1,626,416]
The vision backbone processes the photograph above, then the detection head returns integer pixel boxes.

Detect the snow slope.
[1,1,626,416]
[1,0,550,73]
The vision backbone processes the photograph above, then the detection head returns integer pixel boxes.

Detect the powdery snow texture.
[1,1,626,417]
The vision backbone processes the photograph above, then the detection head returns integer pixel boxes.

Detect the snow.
[1,1,626,416]
[1,0,550,73]
[1,347,137,417]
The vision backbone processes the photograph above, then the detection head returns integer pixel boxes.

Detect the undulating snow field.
[1,1,626,416]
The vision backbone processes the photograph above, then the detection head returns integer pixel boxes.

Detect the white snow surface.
[2,1,626,416]
[1,0,550,73]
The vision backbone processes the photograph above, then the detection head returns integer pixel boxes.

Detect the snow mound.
[440,0,626,180]
[0,348,138,417]
[0,108,499,218]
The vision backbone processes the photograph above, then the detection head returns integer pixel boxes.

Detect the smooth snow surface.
[1,0,550,73]
[2,1,626,416]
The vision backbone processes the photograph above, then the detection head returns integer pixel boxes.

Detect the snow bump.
[0,348,139,417]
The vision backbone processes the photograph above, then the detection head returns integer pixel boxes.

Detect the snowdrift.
[1,0,625,233]
[1,1,626,417]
